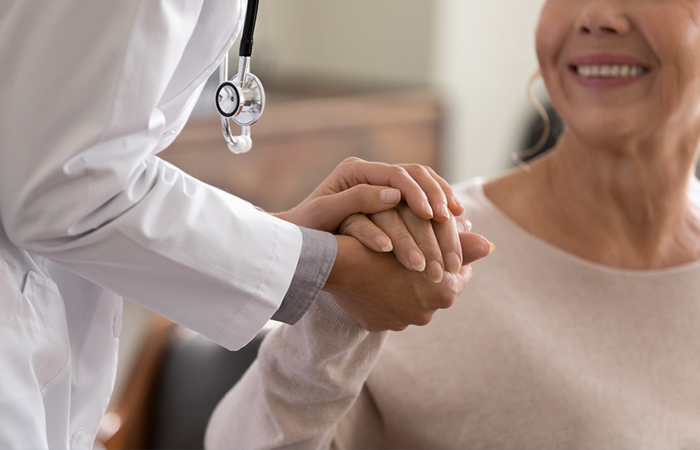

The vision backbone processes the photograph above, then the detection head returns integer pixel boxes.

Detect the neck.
[487,131,700,269]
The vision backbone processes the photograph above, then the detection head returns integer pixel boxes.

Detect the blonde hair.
[511,70,552,172]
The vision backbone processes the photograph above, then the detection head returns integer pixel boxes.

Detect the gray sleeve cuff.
[271,227,337,325]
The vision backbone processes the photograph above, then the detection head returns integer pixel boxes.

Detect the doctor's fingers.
[298,184,405,232]
[398,164,465,223]
[332,157,446,222]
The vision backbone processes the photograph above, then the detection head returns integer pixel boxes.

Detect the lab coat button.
[113,313,122,338]
[70,429,90,450]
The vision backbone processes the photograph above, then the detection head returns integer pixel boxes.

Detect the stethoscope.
[215,0,264,154]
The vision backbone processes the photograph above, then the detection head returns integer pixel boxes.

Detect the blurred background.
[103,1,549,447]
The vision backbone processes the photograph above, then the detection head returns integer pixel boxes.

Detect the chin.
[558,102,639,142]
[570,117,639,149]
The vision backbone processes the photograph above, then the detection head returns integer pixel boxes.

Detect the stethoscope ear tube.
[239,0,259,58]
[216,0,264,154]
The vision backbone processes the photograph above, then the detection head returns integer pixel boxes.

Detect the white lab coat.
[0,1,303,448]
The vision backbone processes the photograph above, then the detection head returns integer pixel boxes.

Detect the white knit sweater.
[206,178,700,449]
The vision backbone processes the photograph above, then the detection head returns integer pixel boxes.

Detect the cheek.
[534,4,570,80]
[647,13,700,107]
[649,5,700,76]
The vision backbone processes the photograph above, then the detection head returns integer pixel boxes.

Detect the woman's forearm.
[205,293,387,449]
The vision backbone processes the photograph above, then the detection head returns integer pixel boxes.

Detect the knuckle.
[393,229,417,248]
[390,165,410,181]
[348,185,366,210]
[413,312,433,327]
[415,165,431,178]
[354,219,374,237]
[338,213,364,235]
[439,295,456,309]
[400,163,421,173]
[406,164,432,180]
[341,156,362,165]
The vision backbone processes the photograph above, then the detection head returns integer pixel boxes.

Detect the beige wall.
[432,0,546,181]
[254,0,435,90]
[252,0,547,182]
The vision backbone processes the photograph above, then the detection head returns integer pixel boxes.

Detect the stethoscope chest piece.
[215,81,242,118]
[216,72,265,125]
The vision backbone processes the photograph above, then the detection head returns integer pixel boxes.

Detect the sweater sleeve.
[205,293,388,449]
[272,228,337,325]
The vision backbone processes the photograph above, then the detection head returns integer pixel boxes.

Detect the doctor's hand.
[323,234,491,332]
[273,157,464,243]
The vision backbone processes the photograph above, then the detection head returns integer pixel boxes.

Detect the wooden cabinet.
[160,92,443,212]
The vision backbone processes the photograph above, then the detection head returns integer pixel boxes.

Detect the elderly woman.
[205,0,700,448]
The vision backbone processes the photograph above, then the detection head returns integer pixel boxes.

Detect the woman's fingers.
[338,214,394,253]
[432,214,463,275]
[396,205,447,283]
[459,232,494,264]
[369,209,426,273]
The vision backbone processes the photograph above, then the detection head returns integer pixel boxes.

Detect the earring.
[511,70,552,172]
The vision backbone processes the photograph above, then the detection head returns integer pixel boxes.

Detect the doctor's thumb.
[304,185,401,232]
[459,232,495,265]
[332,184,402,216]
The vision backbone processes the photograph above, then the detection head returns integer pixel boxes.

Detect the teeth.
[575,64,646,78]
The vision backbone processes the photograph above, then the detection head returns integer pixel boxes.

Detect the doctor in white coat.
[0,1,491,448]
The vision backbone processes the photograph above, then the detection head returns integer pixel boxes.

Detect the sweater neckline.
[459,177,700,279]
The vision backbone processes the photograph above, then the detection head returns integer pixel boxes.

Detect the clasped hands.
[275,157,492,332]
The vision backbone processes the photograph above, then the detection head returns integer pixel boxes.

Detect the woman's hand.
[325,234,491,332]
[340,201,492,283]
[273,157,464,235]
[340,204,475,282]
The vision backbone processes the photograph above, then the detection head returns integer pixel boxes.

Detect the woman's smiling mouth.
[567,54,651,87]
[572,64,648,78]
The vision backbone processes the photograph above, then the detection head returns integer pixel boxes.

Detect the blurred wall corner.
[430,0,544,183]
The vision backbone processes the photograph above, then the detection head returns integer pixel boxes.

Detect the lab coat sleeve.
[205,293,388,450]
[0,1,307,350]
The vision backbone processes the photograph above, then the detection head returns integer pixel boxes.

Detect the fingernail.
[408,250,426,272]
[488,242,496,255]
[445,252,461,274]
[457,218,472,233]
[453,195,463,209]
[375,236,393,252]
[427,261,443,283]
[424,201,433,218]
[438,203,450,220]
[381,188,401,204]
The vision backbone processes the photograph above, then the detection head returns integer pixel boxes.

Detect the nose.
[577,0,632,36]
